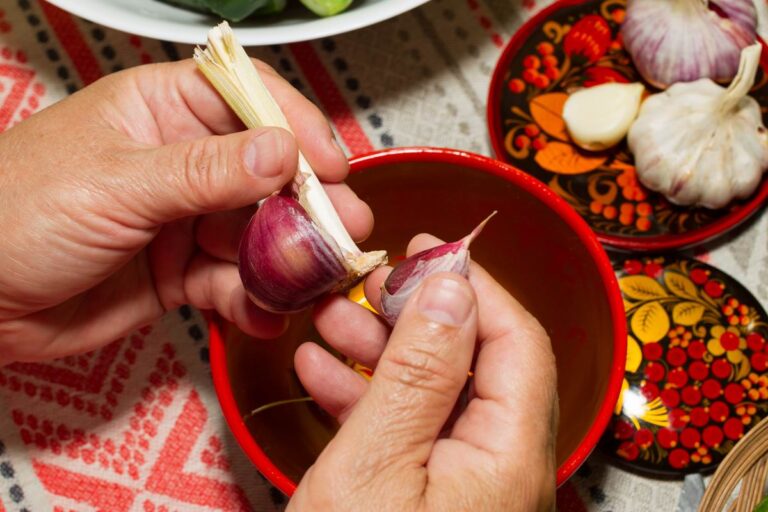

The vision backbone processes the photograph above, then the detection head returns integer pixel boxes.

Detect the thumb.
[332,273,478,474]
[125,127,297,224]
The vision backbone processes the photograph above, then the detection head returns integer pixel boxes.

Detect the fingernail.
[417,277,473,326]
[245,129,286,178]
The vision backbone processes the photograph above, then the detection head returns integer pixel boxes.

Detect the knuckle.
[178,137,227,211]
[383,337,462,393]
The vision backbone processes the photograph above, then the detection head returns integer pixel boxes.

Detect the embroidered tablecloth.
[0,0,765,510]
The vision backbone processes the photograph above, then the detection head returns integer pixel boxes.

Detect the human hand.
[0,60,371,364]
[290,234,558,511]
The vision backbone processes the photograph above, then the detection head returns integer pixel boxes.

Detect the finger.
[126,127,297,225]
[294,342,367,423]
[363,265,391,314]
[331,273,478,474]
[324,182,374,243]
[149,218,197,310]
[407,234,556,481]
[312,294,389,368]
[196,206,256,263]
[183,253,287,339]
[406,234,556,415]
[144,60,349,183]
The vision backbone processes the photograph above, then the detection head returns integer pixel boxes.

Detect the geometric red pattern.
[146,390,250,510]
[0,58,36,132]
[1,323,252,511]
[36,460,137,511]
[35,390,249,511]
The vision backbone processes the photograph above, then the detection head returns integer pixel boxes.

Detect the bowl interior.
[220,154,618,486]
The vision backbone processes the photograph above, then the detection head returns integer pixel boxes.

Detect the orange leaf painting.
[529,93,570,141]
[534,141,607,175]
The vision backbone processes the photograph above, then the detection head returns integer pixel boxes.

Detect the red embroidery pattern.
[129,35,154,65]
[0,9,12,34]
[1,324,251,510]
[289,42,374,156]
[466,0,504,48]
[0,47,44,132]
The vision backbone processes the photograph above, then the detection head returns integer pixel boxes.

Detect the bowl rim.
[486,0,768,253]
[45,0,431,46]
[208,146,628,495]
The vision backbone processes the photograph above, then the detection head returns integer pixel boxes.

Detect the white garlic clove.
[562,82,645,152]
[628,43,768,209]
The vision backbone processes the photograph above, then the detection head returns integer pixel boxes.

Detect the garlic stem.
[193,22,361,259]
[720,43,763,114]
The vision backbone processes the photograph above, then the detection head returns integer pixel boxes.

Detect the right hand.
[291,234,559,511]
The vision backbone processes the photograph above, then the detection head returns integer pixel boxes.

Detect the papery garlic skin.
[380,213,495,326]
[623,0,756,89]
[563,83,645,151]
[628,44,768,209]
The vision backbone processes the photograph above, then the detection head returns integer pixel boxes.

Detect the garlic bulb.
[627,44,768,209]
[623,0,757,89]
[380,213,494,326]
[195,23,387,313]
[563,82,645,151]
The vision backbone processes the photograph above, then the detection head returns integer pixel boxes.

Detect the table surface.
[1,0,766,510]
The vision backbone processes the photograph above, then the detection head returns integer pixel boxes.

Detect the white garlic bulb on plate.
[623,0,757,89]
[627,43,768,209]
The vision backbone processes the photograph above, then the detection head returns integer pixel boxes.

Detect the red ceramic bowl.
[208,147,627,495]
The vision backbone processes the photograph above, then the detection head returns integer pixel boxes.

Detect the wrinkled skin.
[0,59,558,511]
[291,235,558,512]
[0,59,371,364]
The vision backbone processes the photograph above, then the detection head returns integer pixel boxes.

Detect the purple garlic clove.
[238,189,349,313]
[379,212,496,326]
[196,23,387,315]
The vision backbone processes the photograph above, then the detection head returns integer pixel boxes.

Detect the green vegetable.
[299,0,353,16]
[257,0,287,14]
[206,0,271,22]
[755,496,768,512]
[165,0,350,20]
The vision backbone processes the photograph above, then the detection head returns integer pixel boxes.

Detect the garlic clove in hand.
[628,43,768,209]
[623,0,757,89]
[195,23,386,313]
[563,82,645,151]
[380,213,495,326]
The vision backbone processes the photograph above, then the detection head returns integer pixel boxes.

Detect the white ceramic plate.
[46,0,430,46]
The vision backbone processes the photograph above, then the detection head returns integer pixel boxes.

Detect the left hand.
[0,59,372,364]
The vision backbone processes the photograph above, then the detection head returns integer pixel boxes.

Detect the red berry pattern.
[610,257,768,472]
[592,168,652,231]
[657,428,678,449]
[498,2,764,241]
[508,42,562,94]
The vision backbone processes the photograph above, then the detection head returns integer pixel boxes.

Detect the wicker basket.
[699,415,768,511]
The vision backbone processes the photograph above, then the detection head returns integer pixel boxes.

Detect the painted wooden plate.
[600,255,768,476]
[487,0,768,252]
